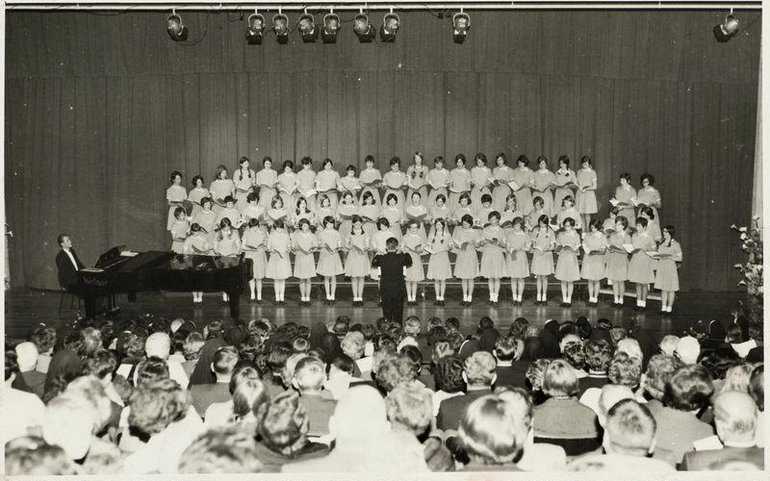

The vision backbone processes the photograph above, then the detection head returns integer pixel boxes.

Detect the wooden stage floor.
[3,286,743,342]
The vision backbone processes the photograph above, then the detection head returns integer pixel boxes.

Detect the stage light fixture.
[452,11,470,44]
[713,11,740,42]
[272,13,289,44]
[298,13,318,43]
[166,11,188,41]
[246,12,265,45]
[322,12,341,44]
[380,12,400,43]
[353,13,376,43]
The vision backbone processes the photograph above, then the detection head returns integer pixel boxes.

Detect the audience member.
[432,355,465,416]
[30,326,57,374]
[15,341,46,398]
[749,364,764,447]
[178,425,263,474]
[579,340,612,396]
[681,391,764,470]
[640,353,683,412]
[675,336,700,365]
[2,350,46,443]
[659,334,679,356]
[437,351,497,431]
[292,356,337,437]
[493,336,527,389]
[254,391,330,471]
[189,345,239,418]
[653,364,715,463]
[5,436,78,475]
[533,359,599,447]
[567,399,674,472]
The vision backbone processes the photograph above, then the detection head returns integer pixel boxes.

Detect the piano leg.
[227,289,240,319]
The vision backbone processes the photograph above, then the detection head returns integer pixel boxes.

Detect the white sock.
[640,300,646,307]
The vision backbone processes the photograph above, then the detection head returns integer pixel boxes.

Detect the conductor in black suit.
[371,237,412,325]
[55,233,96,318]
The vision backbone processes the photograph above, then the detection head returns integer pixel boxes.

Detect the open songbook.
[279,184,298,195]
[361,178,382,187]
[629,197,648,208]
[453,239,477,250]
[267,210,288,221]
[507,180,521,191]
[609,198,633,208]
[406,211,428,223]
[299,188,318,198]
[622,243,640,254]
[554,244,578,253]
[645,250,672,260]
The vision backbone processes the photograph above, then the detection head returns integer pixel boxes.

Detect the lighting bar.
[4,0,763,10]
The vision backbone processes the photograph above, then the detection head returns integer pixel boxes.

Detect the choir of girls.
[165,152,680,313]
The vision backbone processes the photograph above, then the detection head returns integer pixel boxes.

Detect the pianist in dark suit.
[55,233,96,318]
[371,237,412,325]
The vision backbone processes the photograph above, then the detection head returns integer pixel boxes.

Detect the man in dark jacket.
[371,237,412,325]
[55,233,96,318]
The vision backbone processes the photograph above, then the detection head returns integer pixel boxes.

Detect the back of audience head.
[542,359,578,398]
[128,378,189,439]
[42,392,100,460]
[83,350,118,384]
[332,318,350,338]
[182,332,205,361]
[64,375,112,433]
[584,340,612,373]
[562,342,586,371]
[675,335,700,364]
[444,317,460,333]
[283,353,309,385]
[525,358,552,392]
[403,316,421,336]
[721,362,756,393]
[479,316,495,331]
[658,335,679,356]
[6,436,77,475]
[494,336,522,363]
[341,331,366,360]
[431,341,454,364]
[643,354,683,401]
[575,317,592,340]
[292,356,326,393]
[434,356,466,394]
[458,390,531,466]
[79,327,102,358]
[330,354,356,376]
[558,333,581,354]
[15,341,39,372]
[239,334,263,362]
[603,399,657,457]
[212,346,239,380]
[725,323,744,344]
[329,385,389,442]
[597,384,635,427]
[377,354,419,392]
[31,326,57,355]
[608,352,642,389]
[508,317,530,342]
[609,327,627,345]
[178,426,263,474]
[464,351,497,388]
[427,325,448,346]
[144,332,171,360]
[386,383,433,436]
[135,356,170,387]
[699,346,740,381]
[713,390,758,444]
[256,390,309,455]
[232,375,268,421]
[663,364,714,412]
[615,338,643,361]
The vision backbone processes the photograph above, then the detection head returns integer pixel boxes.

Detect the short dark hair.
[542,359,578,397]
[56,233,69,247]
[212,346,240,376]
[494,336,519,362]
[434,356,465,393]
[605,399,656,456]
[749,364,764,411]
[135,356,170,386]
[83,350,118,379]
[643,354,683,401]
[663,364,714,412]
[608,352,642,388]
[385,237,399,250]
[256,391,309,456]
[5,437,77,475]
[584,340,612,372]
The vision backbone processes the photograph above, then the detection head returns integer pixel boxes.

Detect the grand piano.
[80,250,252,318]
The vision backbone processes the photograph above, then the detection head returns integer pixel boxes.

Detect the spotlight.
[272,13,289,44]
[246,13,265,45]
[380,12,400,43]
[452,12,470,44]
[714,12,740,42]
[353,13,375,43]
[298,13,318,43]
[166,12,188,41]
[322,12,341,44]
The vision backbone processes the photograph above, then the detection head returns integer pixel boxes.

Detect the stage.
[3,286,744,342]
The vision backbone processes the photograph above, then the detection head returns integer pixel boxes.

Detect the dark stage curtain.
[4,10,759,291]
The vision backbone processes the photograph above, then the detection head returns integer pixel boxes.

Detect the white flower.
[741,233,748,240]
[731,224,738,230]
[739,227,748,232]
[738,280,747,286]
[735,263,743,268]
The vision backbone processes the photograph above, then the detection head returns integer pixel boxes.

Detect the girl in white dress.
[297,156,317,211]
[265,219,291,305]
[427,155,450,208]
[277,160,300,210]
[213,218,241,303]
[406,152,429,208]
[315,158,341,211]
[166,171,187,230]
[188,175,210,220]
[344,215,371,306]
[255,157,278,211]
[470,153,493,208]
[317,215,344,304]
[233,157,256,212]
[209,165,235,215]
[402,221,426,305]
[491,153,513,212]
[358,155,383,207]
[242,218,268,303]
[183,223,211,304]
[292,219,318,306]
[169,207,189,254]
[426,218,452,305]
[383,157,408,214]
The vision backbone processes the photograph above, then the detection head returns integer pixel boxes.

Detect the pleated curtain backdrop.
[4,10,760,291]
